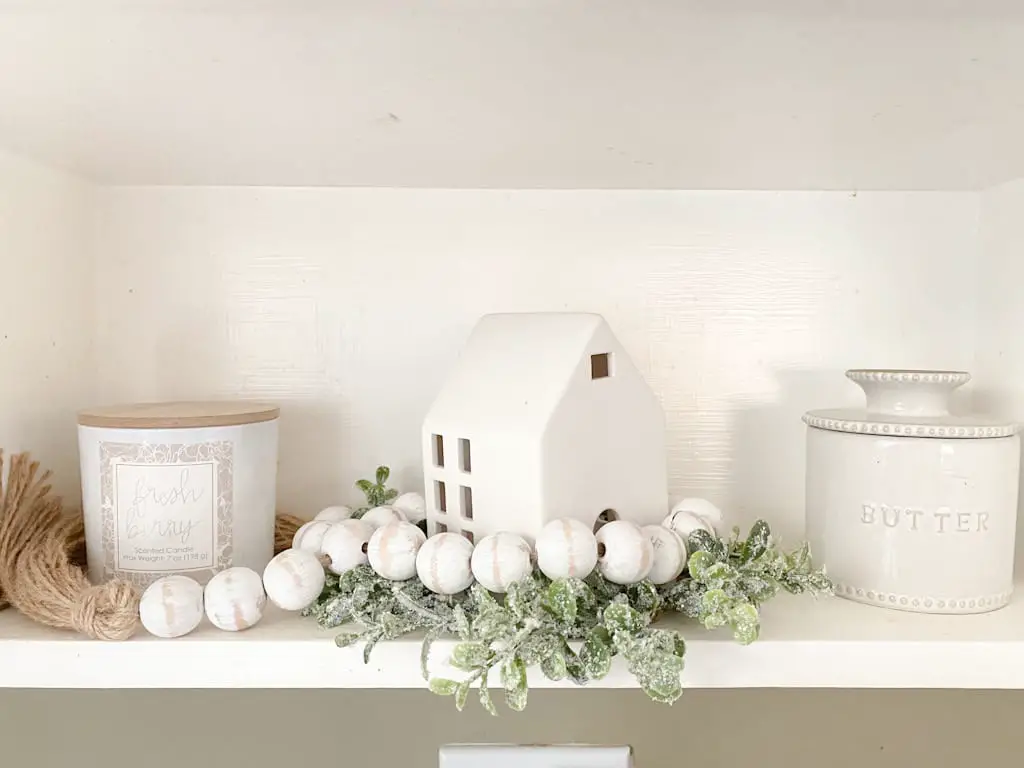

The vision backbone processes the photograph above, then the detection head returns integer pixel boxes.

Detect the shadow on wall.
[274,399,353,517]
[972,384,1024,566]
[725,367,849,543]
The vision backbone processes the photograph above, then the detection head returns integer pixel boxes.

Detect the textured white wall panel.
[976,179,1024,544]
[0,148,93,496]
[94,188,978,538]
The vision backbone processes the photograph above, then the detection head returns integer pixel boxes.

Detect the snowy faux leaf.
[502,656,529,712]
[540,649,568,681]
[728,603,760,645]
[542,580,578,624]
[429,678,460,696]
[579,627,613,680]
[687,550,715,580]
[741,520,771,563]
[450,642,491,671]
[602,603,645,634]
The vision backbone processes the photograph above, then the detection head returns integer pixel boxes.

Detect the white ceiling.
[1,1,1023,190]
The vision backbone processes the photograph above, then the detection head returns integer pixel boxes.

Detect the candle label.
[100,441,233,585]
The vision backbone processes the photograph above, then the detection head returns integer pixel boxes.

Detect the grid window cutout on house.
[432,434,444,467]
[591,353,612,379]
[434,480,447,513]
[459,438,471,473]
[460,486,473,519]
[461,530,474,544]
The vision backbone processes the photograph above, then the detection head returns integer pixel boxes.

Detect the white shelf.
[1,1,1023,190]
[2,584,1023,689]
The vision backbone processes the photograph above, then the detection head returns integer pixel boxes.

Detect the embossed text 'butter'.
[860,502,989,533]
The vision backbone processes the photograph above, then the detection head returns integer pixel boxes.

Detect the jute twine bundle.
[0,449,307,641]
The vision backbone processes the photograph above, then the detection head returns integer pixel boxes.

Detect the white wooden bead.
[642,525,688,585]
[416,532,475,594]
[321,519,375,575]
[204,567,266,632]
[670,497,723,533]
[314,505,353,523]
[361,505,407,529]
[595,520,654,585]
[662,509,714,542]
[368,521,427,581]
[292,520,335,553]
[471,533,533,593]
[262,548,326,611]
[536,519,598,580]
[391,492,427,524]
[139,575,204,639]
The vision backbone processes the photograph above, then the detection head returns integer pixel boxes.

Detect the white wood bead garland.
[314,505,353,523]
[368,521,427,581]
[470,532,533,593]
[416,532,475,594]
[292,520,335,553]
[661,509,714,542]
[391,492,427,524]
[536,519,598,580]
[204,567,267,632]
[669,498,723,534]
[263,548,327,611]
[321,519,375,575]
[139,575,205,639]
[643,525,688,585]
[595,520,654,585]
[361,505,406,529]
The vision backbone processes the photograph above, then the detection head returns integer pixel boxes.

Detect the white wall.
[977,179,1024,414]
[93,187,978,538]
[976,179,1024,552]
[0,147,93,495]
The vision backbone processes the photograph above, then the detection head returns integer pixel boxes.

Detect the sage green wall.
[0,690,1016,766]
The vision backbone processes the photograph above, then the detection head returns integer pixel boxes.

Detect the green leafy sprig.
[352,465,399,515]
[304,519,831,714]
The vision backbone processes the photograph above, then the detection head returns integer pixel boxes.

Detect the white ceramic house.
[422,312,668,543]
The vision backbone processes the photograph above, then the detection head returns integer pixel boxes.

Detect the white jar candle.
[78,401,279,588]
[804,370,1020,614]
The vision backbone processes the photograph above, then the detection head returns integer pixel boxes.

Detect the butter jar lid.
[803,369,1018,439]
[78,401,280,429]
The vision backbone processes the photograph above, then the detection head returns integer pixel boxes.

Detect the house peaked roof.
[424,312,609,434]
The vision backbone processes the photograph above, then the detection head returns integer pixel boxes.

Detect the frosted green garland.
[304,475,832,714]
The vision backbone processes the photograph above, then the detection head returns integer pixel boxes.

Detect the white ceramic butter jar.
[804,370,1019,614]
[78,401,279,588]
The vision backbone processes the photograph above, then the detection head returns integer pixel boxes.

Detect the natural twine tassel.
[0,450,141,640]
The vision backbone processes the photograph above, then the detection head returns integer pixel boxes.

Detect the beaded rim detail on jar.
[804,368,1019,438]
[834,582,1013,614]
[802,414,1018,439]
[845,369,971,386]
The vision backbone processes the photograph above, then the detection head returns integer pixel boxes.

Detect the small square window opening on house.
[460,486,473,519]
[458,438,471,473]
[591,353,612,379]
[432,434,444,467]
[434,480,447,513]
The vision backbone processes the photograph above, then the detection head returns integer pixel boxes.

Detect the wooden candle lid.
[77,401,280,429]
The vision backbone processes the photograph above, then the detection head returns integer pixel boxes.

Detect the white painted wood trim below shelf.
[1,582,1023,689]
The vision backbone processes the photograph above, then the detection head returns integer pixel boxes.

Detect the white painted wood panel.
[0,148,93,495]
[93,188,978,538]
[1,2,1022,190]
[6,575,1024,689]
[976,179,1024,551]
